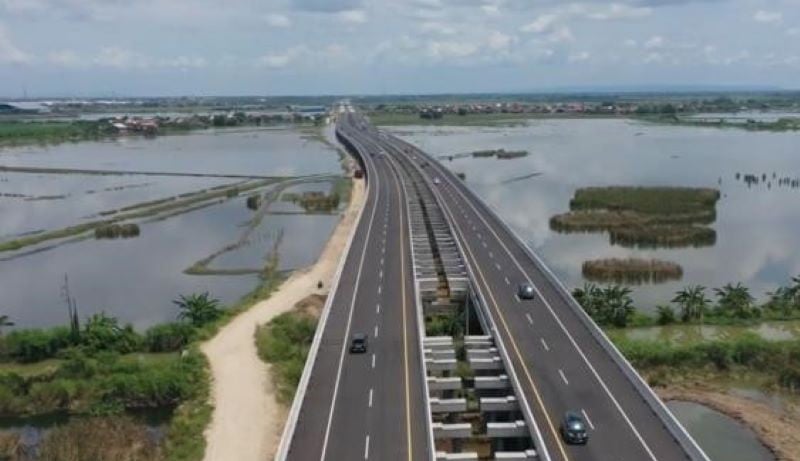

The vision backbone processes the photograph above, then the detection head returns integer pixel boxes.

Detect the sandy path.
[201,177,365,461]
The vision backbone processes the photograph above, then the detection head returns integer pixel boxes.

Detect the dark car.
[517,283,535,300]
[560,411,588,445]
[350,333,368,353]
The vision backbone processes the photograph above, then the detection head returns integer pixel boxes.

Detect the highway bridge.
[276,106,710,461]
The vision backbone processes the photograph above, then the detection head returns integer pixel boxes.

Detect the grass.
[639,114,800,132]
[612,335,800,391]
[0,415,166,461]
[582,258,683,284]
[0,120,113,146]
[570,186,720,216]
[609,225,716,248]
[255,306,318,404]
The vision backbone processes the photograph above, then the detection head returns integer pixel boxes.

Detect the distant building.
[288,105,328,120]
[0,102,50,114]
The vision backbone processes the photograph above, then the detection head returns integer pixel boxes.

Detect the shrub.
[144,323,195,353]
[81,313,141,354]
[37,416,163,461]
[4,327,74,362]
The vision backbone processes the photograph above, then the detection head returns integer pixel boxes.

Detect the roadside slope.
[201,178,365,461]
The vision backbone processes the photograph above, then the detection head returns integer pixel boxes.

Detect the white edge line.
[440,162,660,461]
[275,124,374,460]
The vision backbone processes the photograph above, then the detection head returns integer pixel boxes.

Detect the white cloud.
[486,31,513,51]
[644,52,663,63]
[92,46,150,69]
[256,47,304,69]
[265,13,291,27]
[546,26,574,43]
[419,21,457,35]
[338,9,367,24]
[786,27,800,36]
[643,35,664,49]
[427,41,478,59]
[568,51,590,62]
[481,5,499,16]
[0,24,31,63]
[581,3,652,21]
[521,13,558,33]
[160,55,207,69]
[624,39,638,47]
[47,49,80,67]
[753,10,782,24]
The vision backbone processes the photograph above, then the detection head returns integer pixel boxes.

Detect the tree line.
[573,275,800,328]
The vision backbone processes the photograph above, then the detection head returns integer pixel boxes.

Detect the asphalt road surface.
[377,128,701,461]
[283,113,428,461]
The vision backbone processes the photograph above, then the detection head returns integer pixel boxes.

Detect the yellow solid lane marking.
[447,202,571,461]
[392,159,414,461]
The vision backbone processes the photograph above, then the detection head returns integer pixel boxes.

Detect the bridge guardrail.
[452,182,711,461]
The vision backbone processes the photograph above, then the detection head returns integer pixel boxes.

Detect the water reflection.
[0,129,343,330]
[390,120,800,312]
[667,400,774,461]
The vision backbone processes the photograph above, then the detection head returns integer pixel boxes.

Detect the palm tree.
[0,314,13,335]
[788,275,800,308]
[672,285,710,323]
[573,283,601,319]
[175,292,223,327]
[714,282,756,319]
[601,285,635,327]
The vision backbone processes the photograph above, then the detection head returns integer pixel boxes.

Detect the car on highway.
[433,177,441,185]
[560,411,589,445]
[517,283,535,300]
[350,333,368,353]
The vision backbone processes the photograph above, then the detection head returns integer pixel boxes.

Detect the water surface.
[667,400,775,461]
[389,120,800,311]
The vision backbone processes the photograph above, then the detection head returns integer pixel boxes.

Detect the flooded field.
[0,127,343,329]
[388,119,800,312]
[667,400,775,461]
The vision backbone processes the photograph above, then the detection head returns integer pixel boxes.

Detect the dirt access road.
[201,176,365,461]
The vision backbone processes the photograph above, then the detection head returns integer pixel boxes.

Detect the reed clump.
[283,191,341,213]
[582,258,683,284]
[551,186,720,248]
[38,416,163,461]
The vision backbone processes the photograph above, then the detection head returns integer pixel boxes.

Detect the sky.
[0,0,798,97]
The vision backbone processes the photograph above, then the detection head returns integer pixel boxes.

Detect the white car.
[433,177,441,185]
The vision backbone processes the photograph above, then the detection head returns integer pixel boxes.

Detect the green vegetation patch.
[0,120,113,146]
[255,307,318,403]
[551,186,720,249]
[613,335,800,391]
[0,415,164,461]
[570,186,720,216]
